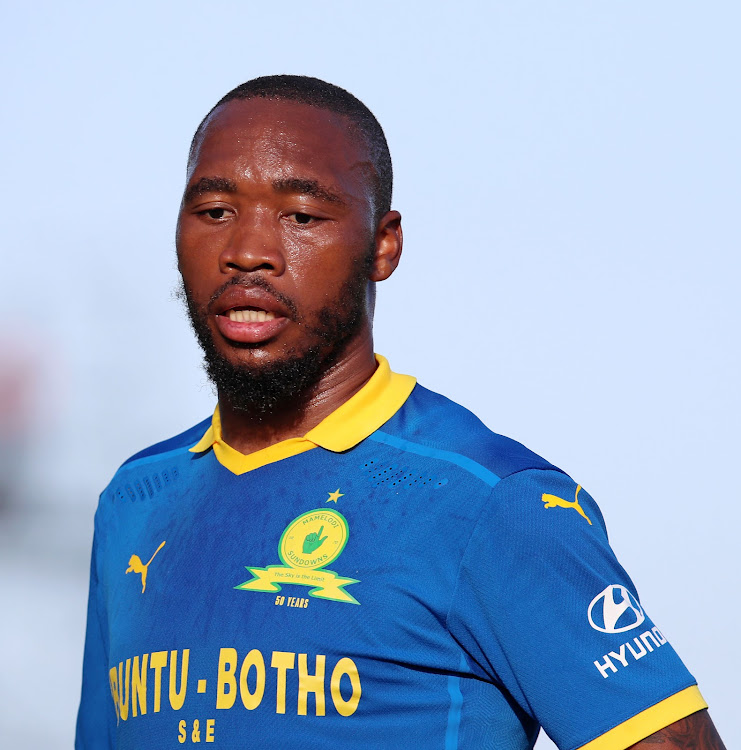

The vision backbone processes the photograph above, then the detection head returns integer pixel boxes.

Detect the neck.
[217,334,377,455]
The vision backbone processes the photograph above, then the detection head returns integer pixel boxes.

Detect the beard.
[177,259,372,419]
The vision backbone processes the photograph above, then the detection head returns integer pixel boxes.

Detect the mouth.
[223,306,278,323]
[213,299,291,345]
[208,284,295,345]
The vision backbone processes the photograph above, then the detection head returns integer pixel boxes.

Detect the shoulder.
[378,381,562,485]
[119,417,211,468]
[99,417,212,501]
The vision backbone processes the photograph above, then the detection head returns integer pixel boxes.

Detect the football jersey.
[76,356,705,750]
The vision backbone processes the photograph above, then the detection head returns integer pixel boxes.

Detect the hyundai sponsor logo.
[588,584,645,634]
[593,627,668,678]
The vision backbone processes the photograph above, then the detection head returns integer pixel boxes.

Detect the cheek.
[175,245,197,281]
[175,221,196,273]
[175,215,195,259]
[282,224,372,278]
[177,225,217,276]
[278,237,335,289]
[176,248,215,307]
[176,213,225,263]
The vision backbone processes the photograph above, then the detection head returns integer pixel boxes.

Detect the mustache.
[205,275,299,320]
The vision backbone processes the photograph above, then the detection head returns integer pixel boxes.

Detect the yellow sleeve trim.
[577,686,707,750]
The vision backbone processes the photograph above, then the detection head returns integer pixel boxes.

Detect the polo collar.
[189,355,415,475]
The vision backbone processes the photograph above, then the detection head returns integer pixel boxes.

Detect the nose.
[219,210,286,276]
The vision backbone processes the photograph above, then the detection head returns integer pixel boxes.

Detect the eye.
[194,206,233,222]
[286,211,329,226]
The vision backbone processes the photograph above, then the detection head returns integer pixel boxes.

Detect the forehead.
[188,99,373,194]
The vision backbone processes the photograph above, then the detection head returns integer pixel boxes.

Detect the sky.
[0,2,739,748]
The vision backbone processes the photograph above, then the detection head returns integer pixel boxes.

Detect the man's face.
[176,98,384,413]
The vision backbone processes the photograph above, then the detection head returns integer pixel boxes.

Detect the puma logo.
[126,541,166,593]
[541,485,592,525]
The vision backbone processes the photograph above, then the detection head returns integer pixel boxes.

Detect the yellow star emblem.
[326,489,344,503]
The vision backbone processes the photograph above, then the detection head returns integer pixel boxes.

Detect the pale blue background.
[0,2,738,747]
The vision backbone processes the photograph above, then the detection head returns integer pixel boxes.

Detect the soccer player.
[76,76,726,749]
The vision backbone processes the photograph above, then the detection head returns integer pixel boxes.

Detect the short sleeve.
[446,469,706,750]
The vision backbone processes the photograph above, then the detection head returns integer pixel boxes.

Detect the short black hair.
[189,75,393,221]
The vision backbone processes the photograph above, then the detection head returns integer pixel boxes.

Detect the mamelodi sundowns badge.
[235,508,360,604]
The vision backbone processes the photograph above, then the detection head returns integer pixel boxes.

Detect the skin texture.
[176,98,402,454]
[629,709,726,749]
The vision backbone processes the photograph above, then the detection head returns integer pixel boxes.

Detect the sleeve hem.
[575,685,707,750]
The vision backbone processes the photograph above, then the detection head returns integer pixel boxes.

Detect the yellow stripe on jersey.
[577,685,707,750]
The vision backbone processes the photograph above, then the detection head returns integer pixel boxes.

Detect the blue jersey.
[76,356,705,749]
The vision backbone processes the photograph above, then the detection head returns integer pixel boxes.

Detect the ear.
[369,211,403,282]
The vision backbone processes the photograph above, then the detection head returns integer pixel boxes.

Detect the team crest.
[235,508,360,604]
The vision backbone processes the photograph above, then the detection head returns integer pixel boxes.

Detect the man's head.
[188,75,393,225]
[176,76,402,417]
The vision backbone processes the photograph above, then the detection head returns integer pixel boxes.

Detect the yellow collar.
[189,355,415,475]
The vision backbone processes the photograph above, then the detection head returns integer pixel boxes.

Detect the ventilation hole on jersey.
[114,467,180,506]
[361,460,446,489]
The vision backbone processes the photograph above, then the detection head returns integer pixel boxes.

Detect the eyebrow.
[183,175,347,207]
[183,176,237,204]
[272,178,346,206]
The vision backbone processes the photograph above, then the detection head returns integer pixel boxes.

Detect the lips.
[211,285,292,345]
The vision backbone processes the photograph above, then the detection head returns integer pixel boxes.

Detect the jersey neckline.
[188,354,416,475]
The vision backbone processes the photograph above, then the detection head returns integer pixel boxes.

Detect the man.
[76,76,725,749]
